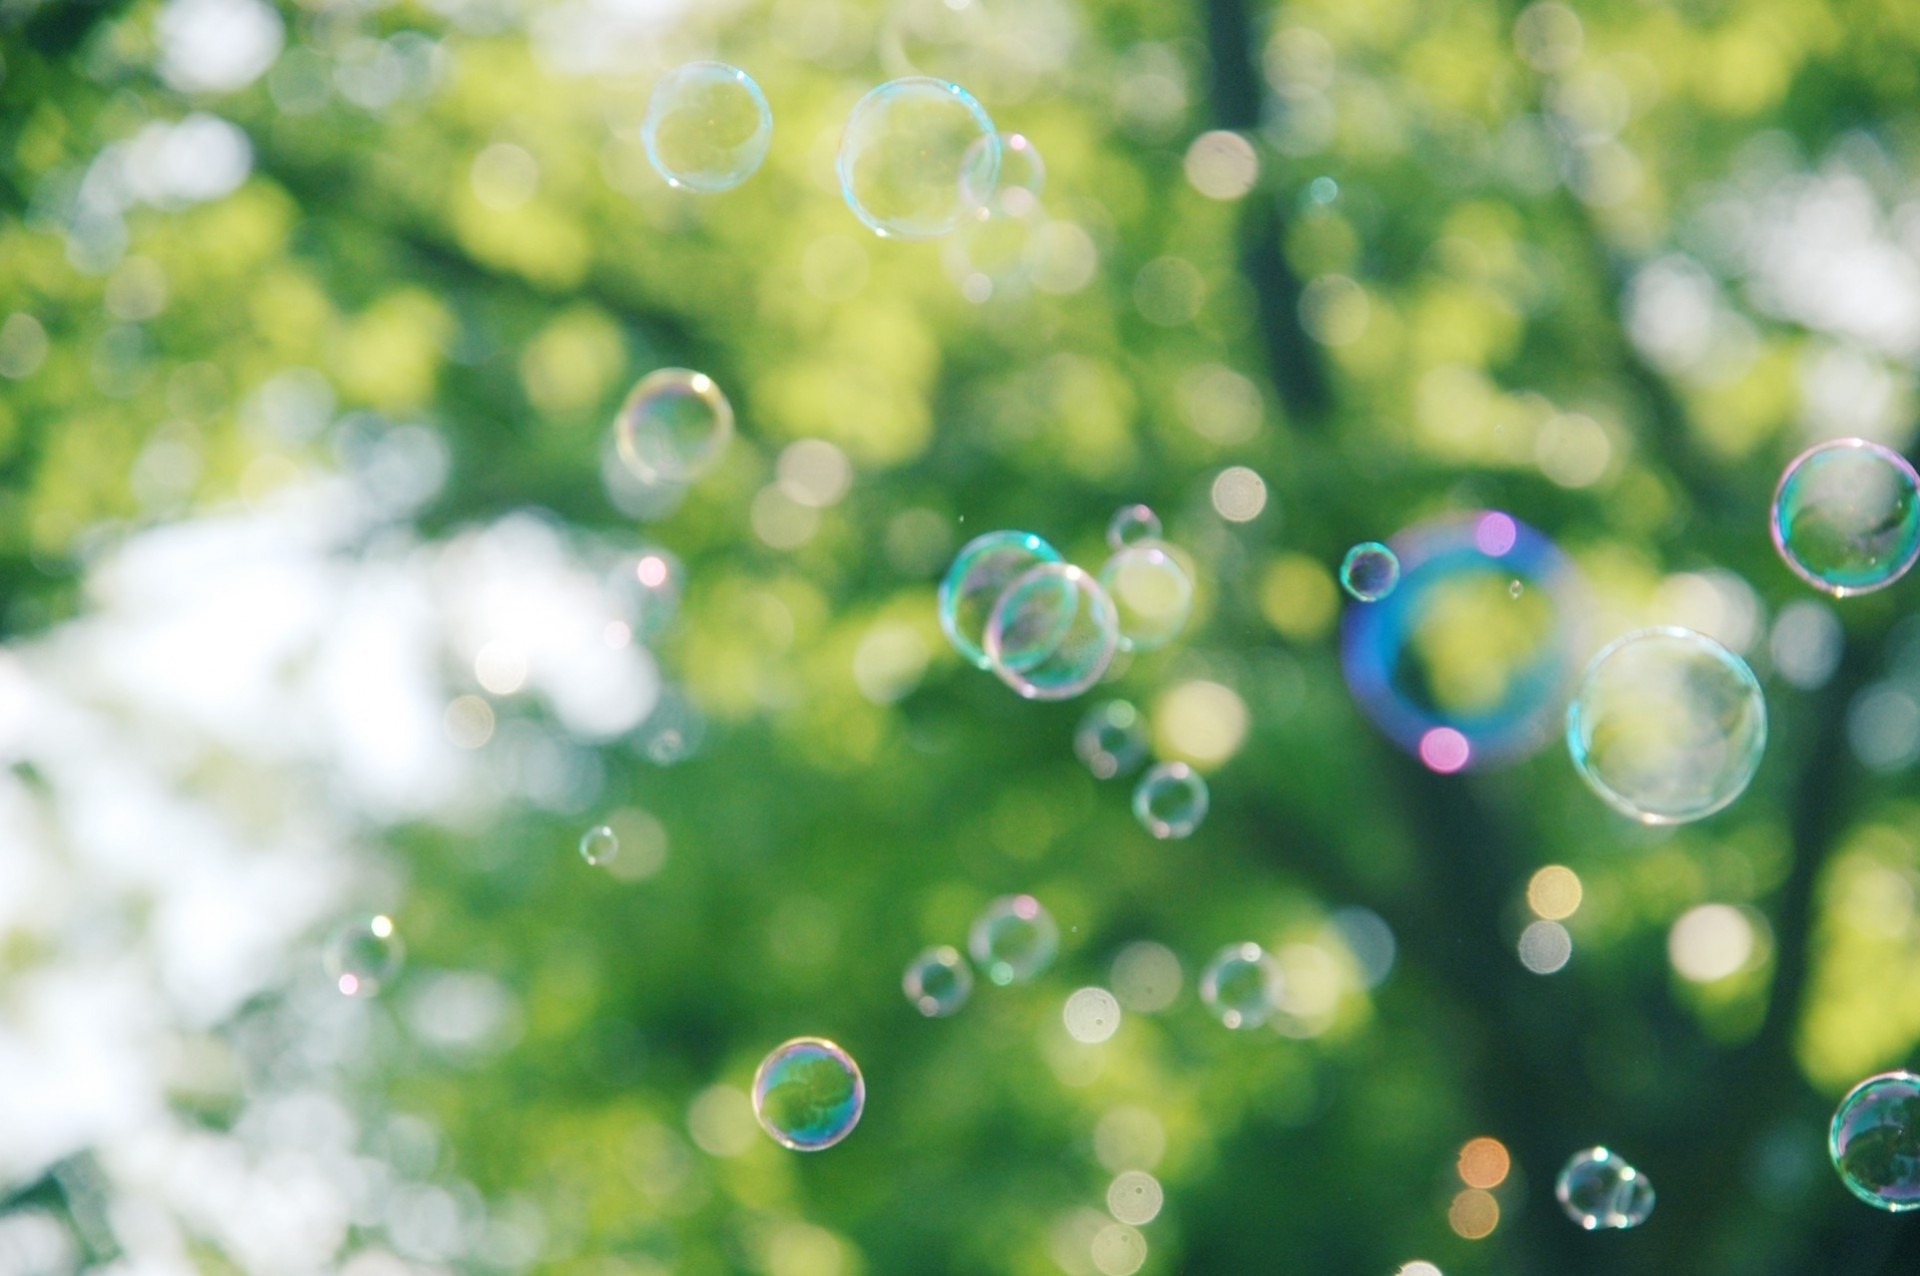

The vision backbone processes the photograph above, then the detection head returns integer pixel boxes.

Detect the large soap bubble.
[642,62,773,192]
[1771,438,1920,597]
[1567,627,1766,824]
[752,1037,865,1151]
[837,77,999,239]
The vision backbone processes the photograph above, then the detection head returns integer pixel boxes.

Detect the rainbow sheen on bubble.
[903,945,974,1017]
[1099,544,1192,652]
[968,894,1058,985]
[1075,699,1149,780]
[984,562,1119,701]
[614,368,734,484]
[578,824,619,866]
[1830,1071,1920,1211]
[1555,1147,1654,1230]
[1106,504,1162,552]
[1340,542,1399,602]
[1771,438,1920,597]
[751,1037,865,1151]
[1341,513,1585,769]
[1199,942,1282,1029]
[641,62,772,193]
[1567,627,1766,825]
[324,914,403,997]
[938,530,1063,669]
[1132,761,1208,839]
[837,77,999,239]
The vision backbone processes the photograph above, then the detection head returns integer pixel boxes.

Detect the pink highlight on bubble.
[1012,894,1041,920]
[1474,513,1518,557]
[1419,727,1472,774]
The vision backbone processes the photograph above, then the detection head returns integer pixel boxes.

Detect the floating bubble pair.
[903,894,1060,1019]
[1074,701,1209,837]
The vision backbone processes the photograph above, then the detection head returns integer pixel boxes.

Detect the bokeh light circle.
[641,62,773,193]
[1098,544,1192,652]
[1830,1071,1920,1211]
[1771,438,1920,597]
[751,1037,865,1151]
[836,77,999,239]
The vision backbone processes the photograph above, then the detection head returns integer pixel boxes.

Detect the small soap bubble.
[985,562,1121,701]
[641,62,772,192]
[1830,1071,1920,1211]
[1099,545,1193,652]
[968,894,1059,985]
[837,77,999,239]
[751,1037,865,1151]
[1509,580,1524,599]
[1199,942,1283,1029]
[965,130,1045,216]
[1063,987,1122,1043]
[1340,542,1400,602]
[939,530,1063,669]
[1106,504,1163,552]
[1567,627,1767,824]
[614,368,734,485]
[903,945,974,1017]
[1076,700,1150,780]
[324,914,404,997]
[1132,761,1209,839]
[579,824,619,866]
[1771,438,1920,597]
[1555,1147,1654,1229]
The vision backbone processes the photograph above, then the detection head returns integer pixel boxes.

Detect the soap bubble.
[641,62,773,192]
[1099,544,1193,652]
[938,530,1062,669]
[1340,542,1400,602]
[837,77,999,239]
[751,1037,865,1151]
[1342,513,1585,769]
[1075,700,1150,779]
[984,563,1120,700]
[1063,987,1122,1043]
[968,894,1059,985]
[1107,504,1162,552]
[614,368,734,484]
[578,824,619,866]
[1567,627,1767,824]
[965,130,1045,215]
[1771,438,1920,597]
[1199,942,1283,1028]
[1132,761,1209,839]
[1555,1147,1654,1230]
[1830,1071,1920,1211]
[903,945,974,1017]
[325,914,403,997]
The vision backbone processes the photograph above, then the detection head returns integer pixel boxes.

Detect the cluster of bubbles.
[1555,1147,1655,1230]
[1074,700,1211,839]
[751,1036,866,1151]
[937,506,1192,701]
[1829,1070,1920,1211]
[901,894,1060,1019]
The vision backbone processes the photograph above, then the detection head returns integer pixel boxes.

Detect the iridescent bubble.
[1099,545,1193,652]
[1555,1147,1654,1230]
[964,130,1045,216]
[1340,541,1400,602]
[1075,700,1149,780]
[324,914,403,997]
[1829,1071,1920,1211]
[614,368,734,484]
[1771,438,1920,597]
[968,894,1059,985]
[837,77,999,239]
[1567,627,1767,824]
[985,562,1120,701]
[1106,504,1162,552]
[751,1037,865,1151]
[903,945,974,1017]
[579,824,619,866]
[938,530,1062,670]
[1132,761,1208,839]
[1341,513,1585,769]
[1199,942,1283,1029]
[641,62,773,193]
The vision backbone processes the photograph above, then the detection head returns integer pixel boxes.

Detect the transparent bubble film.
[1830,1071,1920,1211]
[614,368,734,484]
[1771,438,1920,597]
[1099,544,1192,652]
[837,77,999,239]
[1341,512,1585,770]
[752,1037,865,1151]
[938,530,1062,669]
[1567,627,1767,825]
[642,62,773,193]
[984,562,1120,701]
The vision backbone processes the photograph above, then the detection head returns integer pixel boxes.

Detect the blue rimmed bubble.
[751,1037,865,1151]
[938,530,1062,669]
[1340,542,1399,602]
[642,62,773,193]
[1830,1071,1920,1211]
[837,77,999,239]
[1771,438,1920,597]
[1340,512,1586,770]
